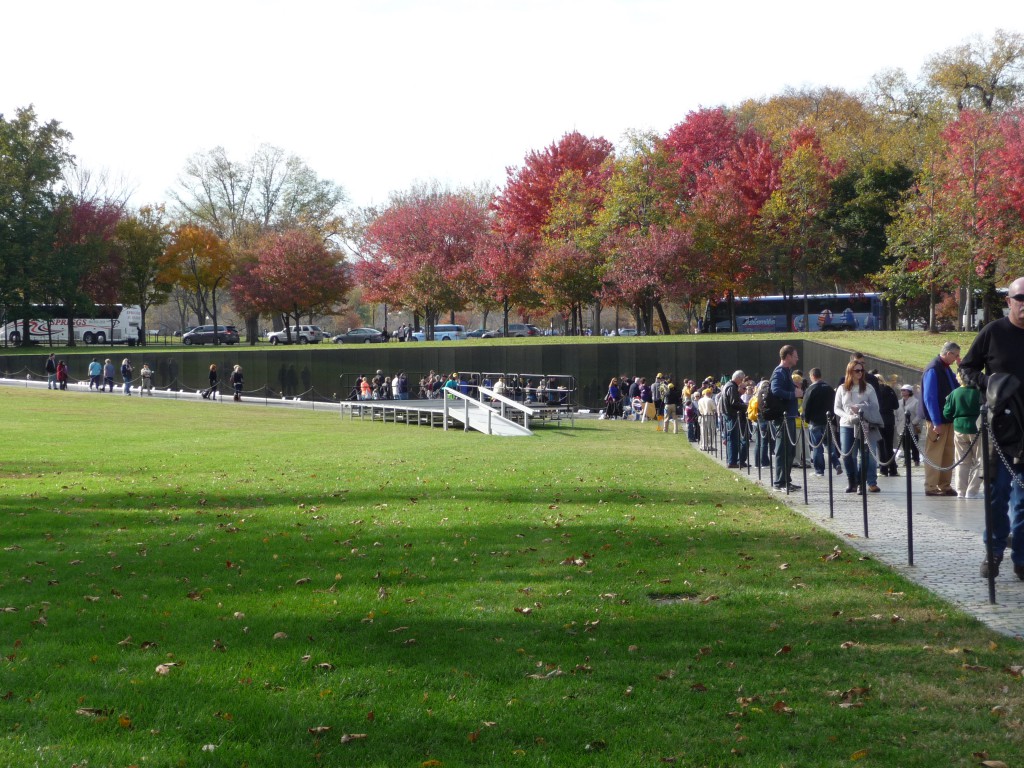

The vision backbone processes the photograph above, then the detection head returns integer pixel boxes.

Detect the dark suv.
[181,325,240,345]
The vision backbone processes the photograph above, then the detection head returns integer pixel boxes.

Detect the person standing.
[230,365,244,401]
[55,360,68,390]
[121,358,133,396]
[141,363,154,396]
[942,373,982,499]
[921,341,961,497]
[834,360,881,493]
[802,368,842,477]
[664,381,682,434]
[697,388,717,451]
[876,372,901,477]
[959,277,1024,578]
[45,353,57,389]
[771,345,802,491]
[896,384,922,466]
[721,370,746,467]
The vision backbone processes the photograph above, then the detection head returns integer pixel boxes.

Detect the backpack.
[987,373,1024,461]
[757,383,786,421]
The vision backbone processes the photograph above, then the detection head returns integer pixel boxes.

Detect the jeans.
[840,425,877,488]
[753,420,772,467]
[808,423,840,474]
[773,418,796,487]
[724,415,741,464]
[984,460,1024,565]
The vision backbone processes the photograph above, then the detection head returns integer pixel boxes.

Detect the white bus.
[0,304,142,345]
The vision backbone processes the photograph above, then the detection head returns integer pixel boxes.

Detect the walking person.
[88,358,102,391]
[834,359,881,494]
[921,341,961,497]
[771,345,802,491]
[121,358,133,396]
[959,276,1024,578]
[697,388,716,451]
[876,373,901,477]
[943,373,982,499]
[230,365,244,401]
[663,381,682,434]
[103,359,116,392]
[206,364,219,400]
[45,353,57,389]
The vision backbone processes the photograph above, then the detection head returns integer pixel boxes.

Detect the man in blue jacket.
[921,341,961,497]
[771,344,802,491]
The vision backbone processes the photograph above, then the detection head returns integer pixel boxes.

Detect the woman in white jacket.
[895,384,922,466]
[834,360,881,493]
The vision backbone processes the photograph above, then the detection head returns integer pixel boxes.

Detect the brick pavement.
[689,438,1024,639]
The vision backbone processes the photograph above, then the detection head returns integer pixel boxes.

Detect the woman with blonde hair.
[230,364,244,402]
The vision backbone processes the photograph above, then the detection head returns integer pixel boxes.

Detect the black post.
[860,421,869,538]
[800,419,808,504]
[756,422,763,482]
[780,418,788,493]
[827,416,835,519]
[981,405,996,604]
[904,418,914,566]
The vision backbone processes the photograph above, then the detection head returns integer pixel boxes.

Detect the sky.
[3,0,1023,212]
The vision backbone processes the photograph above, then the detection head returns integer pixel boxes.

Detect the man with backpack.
[960,276,1024,579]
[770,345,802,491]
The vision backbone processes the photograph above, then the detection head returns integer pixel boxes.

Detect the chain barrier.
[903,420,980,473]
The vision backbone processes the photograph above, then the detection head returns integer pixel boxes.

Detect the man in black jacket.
[960,276,1024,579]
[802,368,842,477]
[722,370,747,468]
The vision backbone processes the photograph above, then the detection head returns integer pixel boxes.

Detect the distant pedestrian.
[88,358,102,390]
[45,353,57,389]
[230,365,244,401]
[55,360,68,391]
[121,358,133,396]
[141,364,154,396]
[103,359,115,392]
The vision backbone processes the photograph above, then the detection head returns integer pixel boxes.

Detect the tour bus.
[0,304,143,345]
[703,292,883,333]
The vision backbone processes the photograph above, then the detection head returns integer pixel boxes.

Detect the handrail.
[477,386,535,416]
[441,386,531,435]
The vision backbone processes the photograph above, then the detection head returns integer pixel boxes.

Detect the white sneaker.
[965,493,983,500]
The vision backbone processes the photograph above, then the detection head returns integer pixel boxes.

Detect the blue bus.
[703,292,884,333]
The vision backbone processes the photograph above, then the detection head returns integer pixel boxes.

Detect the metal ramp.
[339,390,533,437]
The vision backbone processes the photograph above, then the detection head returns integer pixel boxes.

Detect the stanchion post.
[980,405,997,604]
[826,416,835,519]
[781,418,790,494]
[860,421,869,538]
[800,419,808,504]
[904,418,914,566]
[755,422,762,482]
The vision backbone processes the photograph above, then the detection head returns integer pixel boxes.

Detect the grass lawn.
[1,389,1022,767]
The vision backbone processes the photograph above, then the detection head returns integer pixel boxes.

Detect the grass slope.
[0,389,1021,767]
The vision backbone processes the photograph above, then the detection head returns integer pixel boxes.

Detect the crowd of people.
[347,370,569,405]
[40,355,246,401]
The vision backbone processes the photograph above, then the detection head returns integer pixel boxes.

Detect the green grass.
[1,389,1022,767]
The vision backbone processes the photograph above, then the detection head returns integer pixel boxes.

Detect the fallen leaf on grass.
[775,645,791,656]
[850,749,869,760]
[273,632,288,640]
[295,578,311,585]
[527,668,564,680]
[419,759,440,766]
[155,663,179,676]
[308,726,331,736]
[75,707,112,717]
[772,700,794,714]
[980,761,1010,768]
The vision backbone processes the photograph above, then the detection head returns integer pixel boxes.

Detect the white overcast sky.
[3,0,1022,211]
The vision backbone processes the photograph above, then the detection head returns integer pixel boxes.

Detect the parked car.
[267,325,323,345]
[467,328,502,338]
[617,328,638,336]
[181,325,240,345]
[333,327,388,344]
[507,323,541,337]
[410,324,467,341]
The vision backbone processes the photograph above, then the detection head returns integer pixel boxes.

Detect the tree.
[532,241,603,335]
[161,225,234,341]
[475,229,540,335]
[0,106,73,343]
[662,107,739,205]
[494,131,613,244]
[757,127,843,330]
[232,229,351,341]
[117,206,174,344]
[926,29,1024,113]
[356,186,488,336]
[42,199,123,346]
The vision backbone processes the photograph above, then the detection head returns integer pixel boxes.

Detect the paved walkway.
[688,439,1024,639]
